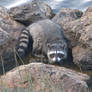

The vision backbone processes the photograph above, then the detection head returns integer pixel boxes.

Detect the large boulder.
[52,8,83,47]
[52,7,92,70]
[84,6,92,16]
[0,27,10,46]
[0,6,25,74]
[0,6,25,41]
[65,15,92,48]
[72,45,92,70]
[0,63,90,92]
[64,11,92,70]
[52,7,92,49]
[8,0,54,26]
[52,8,83,28]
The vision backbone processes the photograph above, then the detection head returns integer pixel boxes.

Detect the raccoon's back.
[27,19,65,50]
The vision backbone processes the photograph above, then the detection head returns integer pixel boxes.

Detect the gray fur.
[27,19,68,64]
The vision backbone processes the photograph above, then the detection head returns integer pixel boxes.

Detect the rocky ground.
[0,0,92,92]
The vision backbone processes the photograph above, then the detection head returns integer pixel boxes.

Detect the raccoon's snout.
[52,57,62,62]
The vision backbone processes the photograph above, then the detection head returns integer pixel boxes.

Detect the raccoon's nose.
[56,57,62,62]
[52,57,61,62]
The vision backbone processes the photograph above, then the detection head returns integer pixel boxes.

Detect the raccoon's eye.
[58,54,64,58]
[50,54,54,58]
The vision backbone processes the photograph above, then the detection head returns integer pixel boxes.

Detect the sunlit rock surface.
[8,0,54,26]
[0,63,90,92]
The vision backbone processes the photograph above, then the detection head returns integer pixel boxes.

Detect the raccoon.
[16,19,69,64]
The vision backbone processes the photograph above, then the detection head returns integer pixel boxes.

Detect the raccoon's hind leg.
[16,29,33,60]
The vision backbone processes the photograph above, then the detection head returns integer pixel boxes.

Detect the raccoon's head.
[47,42,68,64]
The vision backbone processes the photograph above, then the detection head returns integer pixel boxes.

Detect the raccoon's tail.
[16,29,33,59]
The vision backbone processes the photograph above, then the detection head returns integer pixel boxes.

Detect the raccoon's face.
[47,43,68,64]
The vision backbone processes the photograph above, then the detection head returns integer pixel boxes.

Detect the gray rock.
[52,7,92,49]
[0,27,10,46]
[0,6,25,40]
[72,45,92,70]
[52,8,83,28]
[52,8,83,47]
[52,7,92,70]
[84,6,92,16]
[0,63,90,92]
[67,16,92,48]
[8,0,54,26]
[64,14,92,70]
[0,6,25,74]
